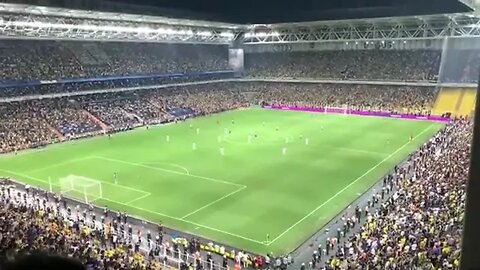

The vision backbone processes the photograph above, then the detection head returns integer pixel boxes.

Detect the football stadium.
[0,0,478,269]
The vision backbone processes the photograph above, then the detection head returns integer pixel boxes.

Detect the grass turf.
[0,107,443,255]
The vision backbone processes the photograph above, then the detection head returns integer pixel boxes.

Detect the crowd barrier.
[263,104,451,123]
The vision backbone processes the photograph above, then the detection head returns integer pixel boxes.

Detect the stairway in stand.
[457,89,477,118]
[45,121,65,141]
[433,88,477,118]
[432,88,463,116]
[121,108,144,124]
[82,109,108,131]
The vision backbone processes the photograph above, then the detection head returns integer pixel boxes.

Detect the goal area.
[59,175,103,203]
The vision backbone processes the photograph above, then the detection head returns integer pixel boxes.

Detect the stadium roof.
[16,0,474,24]
[0,3,240,30]
[1,1,479,44]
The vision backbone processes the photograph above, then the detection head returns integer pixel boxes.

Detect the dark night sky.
[99,0,472,23]
[18,0,473,23]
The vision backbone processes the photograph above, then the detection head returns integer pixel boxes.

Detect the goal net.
[59,175,103,203]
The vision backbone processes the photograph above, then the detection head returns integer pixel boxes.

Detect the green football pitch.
[0,108,443,255]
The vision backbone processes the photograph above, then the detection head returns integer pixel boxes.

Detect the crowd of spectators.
[0,40,229,82]
[0,83,249,153]
[0,40,479,92]
[245,50,441,81]
[36,100,101,137]
[0,37,477,270]
[252,83,436,115]
[0,179,292,270]
[0,79,473,270]
[441,49,480,83]
[0,73,235,98]
[80,92,172,128]
[165,84,249,115]
[306,119,471,269]
[0,82,439,153]
[83,98,143,129]
[1,44,479,101]
[0,180,208,270]
[0,102,58,153]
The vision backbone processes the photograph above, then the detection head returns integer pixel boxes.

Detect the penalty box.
[45,156,244,218]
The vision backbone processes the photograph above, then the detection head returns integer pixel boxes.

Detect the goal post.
[59,175,103,203]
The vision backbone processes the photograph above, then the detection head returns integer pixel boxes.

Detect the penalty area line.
[140,161,190,175]
[266,124,435,246]
[93,156,245,188]
[27,156,95,174]
[0,169,60,187]
[181,186,246,219]
[0,169,150,199]
[0,169,265,246]
[125,192,152,205]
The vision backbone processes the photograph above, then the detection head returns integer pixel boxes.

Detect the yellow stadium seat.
[432,88,463,116]
[457,89,476,117]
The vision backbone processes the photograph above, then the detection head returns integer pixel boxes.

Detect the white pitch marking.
[125,193,152,205]
[94,156,244,188]
[140,162,190,175]
[28,156,94,174]
[2,166,149,197]
[223,138,388,156]
[0,169,59,186]
[266,124,435,245]
[181,186,246,219]
[99,197,265,245]
[0,170,265,245]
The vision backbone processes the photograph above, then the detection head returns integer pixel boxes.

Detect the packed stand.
[0,177,296,270]
[0,102,57,153]
[36,99,101,137]
[166,84,249,115]
[0,72,235,98]
[0,83,249,153]
[80,92,172,128]
[306,119,471,270]
[253,82,436,115]
[245,50,440,81]
[0,180,229,270]
[0,82,438,153]
[441,49,480,83]
[0,40,229,82]
[81,96,141,130]
[78,83,248,131]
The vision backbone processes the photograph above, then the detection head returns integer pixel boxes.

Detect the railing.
[0,177,230,270]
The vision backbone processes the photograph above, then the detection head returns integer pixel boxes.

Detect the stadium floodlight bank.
[60,175,103,203]
[0,3,239,44]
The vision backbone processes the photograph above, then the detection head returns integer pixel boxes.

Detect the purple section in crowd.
[264,104,451,123]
